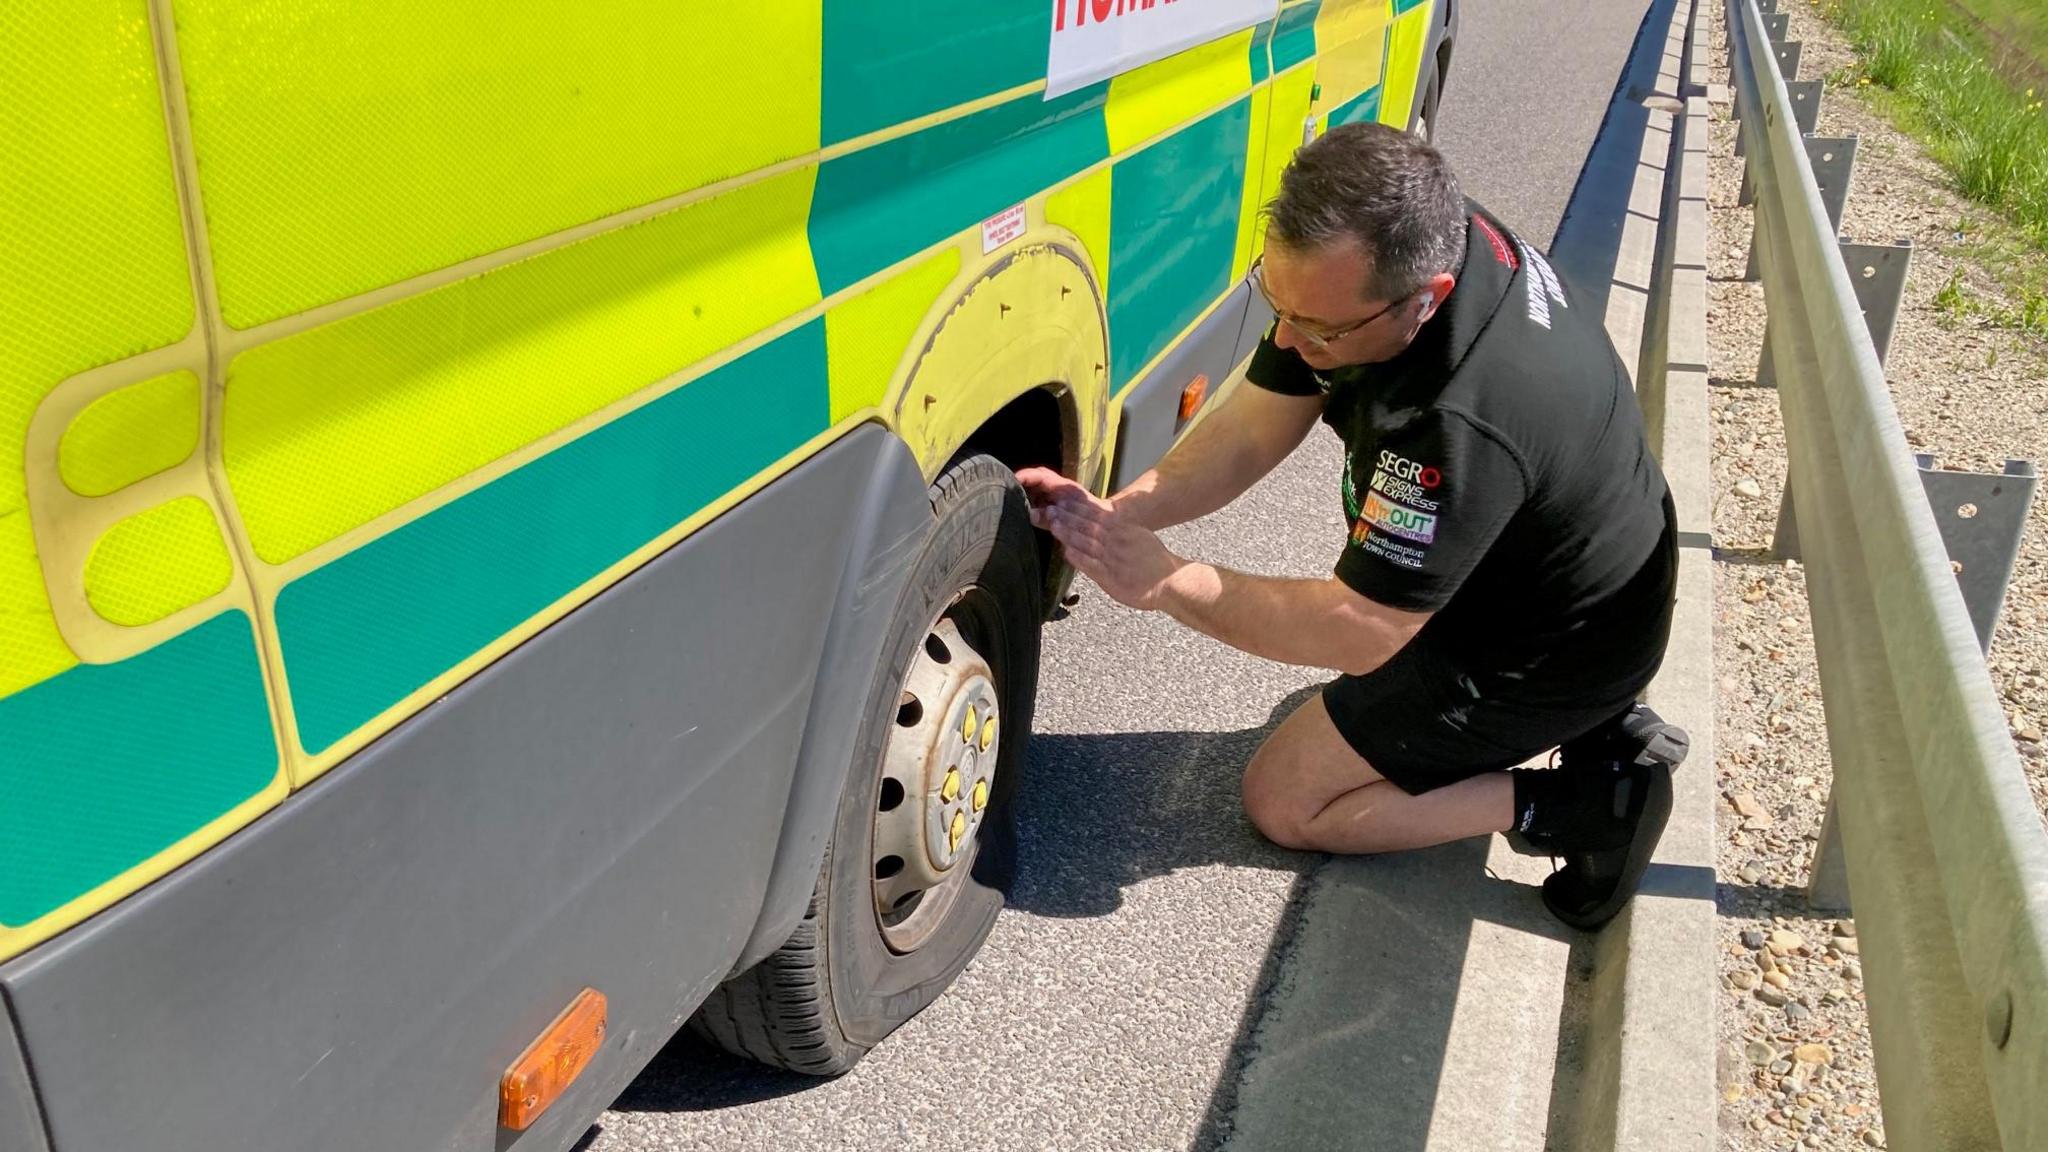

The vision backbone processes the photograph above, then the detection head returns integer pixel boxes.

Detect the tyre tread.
[689,874,861,1075]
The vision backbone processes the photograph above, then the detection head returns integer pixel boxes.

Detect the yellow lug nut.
[963,705,977,743]
[949,810,967,851]
[971,779,990,812]
[979,717,997,752]
[940,768,961,802]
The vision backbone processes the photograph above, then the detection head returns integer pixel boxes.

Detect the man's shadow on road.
[1004,685,1316,920]
[609,685,1605,1152]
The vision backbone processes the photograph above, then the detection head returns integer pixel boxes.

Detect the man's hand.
[1016,468,1181,610]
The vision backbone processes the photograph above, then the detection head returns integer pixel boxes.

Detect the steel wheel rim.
[869,595,1004,954]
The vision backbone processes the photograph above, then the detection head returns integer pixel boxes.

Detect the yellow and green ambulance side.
[0,1,1453,1147]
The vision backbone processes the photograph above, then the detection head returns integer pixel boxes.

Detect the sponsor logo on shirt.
[1355,529,1429,570]
[1513,237,1569,330]
[1362,491,1438,544]
[1370,471,1439,511]
[1375,449,1442,490]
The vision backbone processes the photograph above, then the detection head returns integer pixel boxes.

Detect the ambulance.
[0,1,1454,1147]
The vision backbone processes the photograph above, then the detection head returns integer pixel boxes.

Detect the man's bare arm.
[1036,488,1429,676]
[1153,563,1429,676]
[1108,380,1323,530]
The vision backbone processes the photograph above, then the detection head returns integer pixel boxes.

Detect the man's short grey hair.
[1264,121,1468,302]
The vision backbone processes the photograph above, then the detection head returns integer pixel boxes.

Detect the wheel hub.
[871,616,1001,953]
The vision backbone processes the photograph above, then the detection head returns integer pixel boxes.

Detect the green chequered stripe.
[1108,96,1255,388]
[276,321,830,755]
[809,84,1112,296]
[1329,84,1383,127]
[1271,0,1323,71]
[822,0,1048,147]
[0,611,277,926]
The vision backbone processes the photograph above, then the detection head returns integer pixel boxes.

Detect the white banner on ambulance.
[1045,0,1281,99]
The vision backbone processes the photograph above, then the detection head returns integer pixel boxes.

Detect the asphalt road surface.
[588,4,1653,1148]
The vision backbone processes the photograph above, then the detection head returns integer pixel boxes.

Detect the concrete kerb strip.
[1214,0,1721,1146]
[1552,0,1721,1147]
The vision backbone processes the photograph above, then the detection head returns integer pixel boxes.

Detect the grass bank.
[1818,0,2048,332]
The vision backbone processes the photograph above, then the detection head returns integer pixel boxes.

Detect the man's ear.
[1418,272,1456,322]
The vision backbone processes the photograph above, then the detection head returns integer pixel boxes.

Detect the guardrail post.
[1914,455,2041,653]
[1747,134,1855,262]
[1789,77,1820,129]
[1771,239,1913,559]
[1740,77,1819,213]
[1839,239,1912,361]
[1775,39,1802,83]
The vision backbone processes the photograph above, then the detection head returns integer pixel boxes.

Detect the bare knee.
[1242,695,1383,850]
[1242,742,1315,850]
[1242,738,1389,851]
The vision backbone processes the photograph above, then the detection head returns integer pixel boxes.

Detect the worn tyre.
[690,453,1043,1075]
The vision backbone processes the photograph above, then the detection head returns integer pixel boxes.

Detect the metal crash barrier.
[1727,0,2048,1145]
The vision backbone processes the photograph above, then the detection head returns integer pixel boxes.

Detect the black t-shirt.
[1247,203,1673,703]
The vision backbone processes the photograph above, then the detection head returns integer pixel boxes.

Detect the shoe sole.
[1543,761,1674,931]
[1631,721,1690,770]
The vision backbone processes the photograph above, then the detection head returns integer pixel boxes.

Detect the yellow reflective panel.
[59,372,202,497]
[84,498,234,628]
[1105,30,1256,154]
[224,169,822,566]
[826,248,962,424]
[174,0,826,327]
[1312,0,1392,113]
[0,514,77,698]
[2,0,193,698]
[1380,2,1436,130]
[1045,167,1114,293]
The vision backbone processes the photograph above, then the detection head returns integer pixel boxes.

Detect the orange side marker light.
[1178,374,1210,423]
[499,988,607,1131]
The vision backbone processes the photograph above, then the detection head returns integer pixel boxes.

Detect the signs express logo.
[1046,0,1281,98]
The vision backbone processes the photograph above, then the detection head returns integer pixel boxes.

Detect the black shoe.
[1540,704,1688,931]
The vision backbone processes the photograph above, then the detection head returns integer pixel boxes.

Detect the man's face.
[1258,234,1426,372]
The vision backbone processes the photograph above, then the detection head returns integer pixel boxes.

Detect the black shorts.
[1323,505,1680,796]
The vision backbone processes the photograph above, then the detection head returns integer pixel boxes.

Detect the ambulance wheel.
[689,453,1042,1075]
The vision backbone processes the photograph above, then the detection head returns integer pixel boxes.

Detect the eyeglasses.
[1250,256,1406,350]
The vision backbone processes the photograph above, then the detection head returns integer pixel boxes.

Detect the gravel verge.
[1706,2,2048,1149]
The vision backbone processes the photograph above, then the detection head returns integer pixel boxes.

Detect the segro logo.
[1376,449,1442,490]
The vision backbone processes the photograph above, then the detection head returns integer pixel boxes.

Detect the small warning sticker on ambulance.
[981,204,1027,253]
